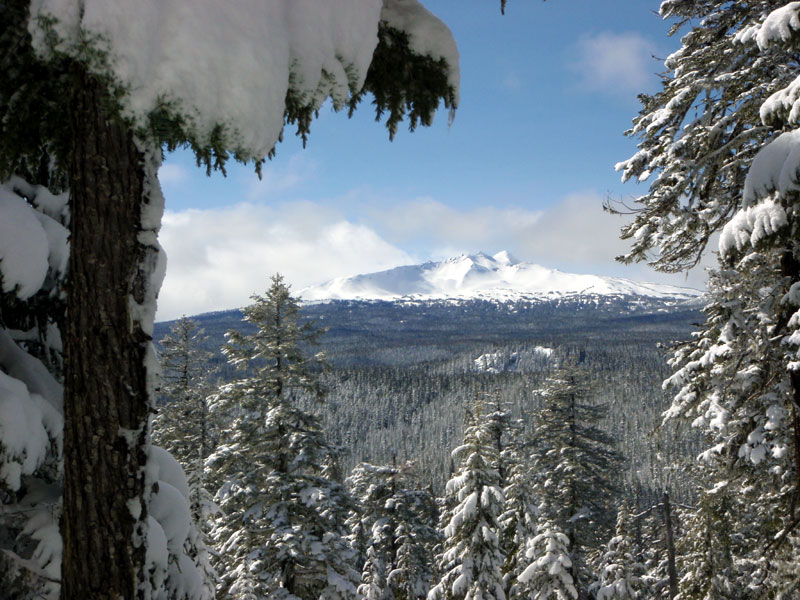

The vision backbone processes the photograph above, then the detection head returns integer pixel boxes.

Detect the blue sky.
[157,1,705,320]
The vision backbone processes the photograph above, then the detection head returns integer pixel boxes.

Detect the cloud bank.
[156,193,709,321]
[157,202,412,320]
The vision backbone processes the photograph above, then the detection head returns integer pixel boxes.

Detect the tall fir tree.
[617,1,800,593]
[499,419,540,599]
[389,491,441,600]
[153,316,217,525]
[428,400,506,600]
[347,461,440,600]
[530,363,623,600]
[516,518,577,600]
[208,275,358,599]
[675,484,737,600]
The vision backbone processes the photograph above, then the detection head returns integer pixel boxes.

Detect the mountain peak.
[492,250,518,266]
[299,253,702,303]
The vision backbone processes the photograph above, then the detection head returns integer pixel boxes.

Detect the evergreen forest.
[150,279,706,599]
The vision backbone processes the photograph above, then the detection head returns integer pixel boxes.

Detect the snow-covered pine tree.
[499,420,540,599]
[616,2,800,592]
[530,363,623,599]
[589,503,645,600]
[1,1,460,595]
[674,483,737,600]
[153,317,217,525]
[347,461,440,600]
[611,0,793,273]
[154,317,215,466]
[483,395,512,485]
[208,275,358,599]
[630,500,670,600]
[516,518,577,600]
[0,174,67,599]
[347,463,400,600]
[428,401,506,600]
[389,490,440,600]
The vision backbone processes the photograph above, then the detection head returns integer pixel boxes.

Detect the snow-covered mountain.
[299,251,701,303]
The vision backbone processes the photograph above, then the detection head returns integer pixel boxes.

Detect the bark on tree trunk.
[61,64,151,600]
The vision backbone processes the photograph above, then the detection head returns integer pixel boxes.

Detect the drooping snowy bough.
[0,1,459,598]
[618,1,800,594]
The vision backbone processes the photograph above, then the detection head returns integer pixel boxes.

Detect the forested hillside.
[155,295,703,500]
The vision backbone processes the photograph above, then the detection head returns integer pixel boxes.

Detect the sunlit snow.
[300,251,701,303]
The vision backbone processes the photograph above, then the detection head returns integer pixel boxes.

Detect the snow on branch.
[739,2,800,50]
[29,0,383,159]
[741,130,800,207]
[28,0,459,164]
[719,197,788,258]
[0,370,62,491]
[736,3,800,127]
[718,129,800,257]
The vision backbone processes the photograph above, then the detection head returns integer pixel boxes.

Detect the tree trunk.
[663,492,678,600]
[61,64,152,600]
[781,251,800,507]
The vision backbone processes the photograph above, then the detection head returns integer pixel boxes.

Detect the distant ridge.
[299,251,702,303]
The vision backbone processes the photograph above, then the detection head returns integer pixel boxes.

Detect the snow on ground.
[473,352,518,374]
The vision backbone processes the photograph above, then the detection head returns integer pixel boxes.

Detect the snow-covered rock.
[473,352,518,374]
[300,251,701,303]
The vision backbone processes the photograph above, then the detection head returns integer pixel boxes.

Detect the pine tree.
[389,492,440,600]
[611,0,794,273]
[530,363,623,599]
[428,401,506,600]
[153,316,217,525]
[617,2,800,591]
[347,461,440,600]
[590,504,645,600]
[675,485,737,600]
[208,275,358,599]
[516,517,577,600]
[348,463,400,600]
[499,420,539,599]
[155,317,215,464]
[635,498,676,600]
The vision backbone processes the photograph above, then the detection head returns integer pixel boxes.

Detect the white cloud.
[570,31,657,95]
[156,191,711,320]
[513,192,710,289]
[157,163,189,185]
[517,192,631,266]
[244,153,315,201]
[156,202,412,320]
[370,198,542,251]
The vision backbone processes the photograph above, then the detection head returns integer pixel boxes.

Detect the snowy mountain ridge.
[299,251,702,304]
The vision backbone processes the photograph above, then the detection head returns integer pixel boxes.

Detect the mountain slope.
[300,251,701,303]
